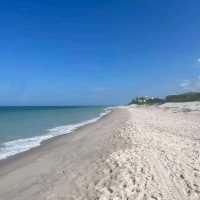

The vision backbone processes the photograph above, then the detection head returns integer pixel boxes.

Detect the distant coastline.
[129,91,200,105]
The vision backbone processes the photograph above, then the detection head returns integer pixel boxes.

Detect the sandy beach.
[1,103,200,200]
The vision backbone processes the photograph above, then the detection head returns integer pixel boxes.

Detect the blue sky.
[0,0,200,105]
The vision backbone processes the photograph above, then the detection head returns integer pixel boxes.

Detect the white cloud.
[180,80,190,90]
[198,58,200,63]
[180,76,200,91]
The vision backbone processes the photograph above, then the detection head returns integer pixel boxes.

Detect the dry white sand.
[84,104,200,200]
[1,103,200,200]
[160,101,200,112]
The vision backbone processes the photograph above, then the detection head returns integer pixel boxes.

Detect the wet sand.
[0,108,130,200]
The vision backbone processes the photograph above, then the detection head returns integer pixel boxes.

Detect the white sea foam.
[0,108,112,160]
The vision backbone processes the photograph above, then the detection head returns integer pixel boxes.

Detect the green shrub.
[166,92,200,102]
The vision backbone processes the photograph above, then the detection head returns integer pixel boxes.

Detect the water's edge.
[0,107,113,160]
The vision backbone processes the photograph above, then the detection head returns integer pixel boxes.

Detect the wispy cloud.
[180,80,190,90]
[198,58,200,63]
[180,76,200,91]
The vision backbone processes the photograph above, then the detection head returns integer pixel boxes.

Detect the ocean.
[0,106,110,160]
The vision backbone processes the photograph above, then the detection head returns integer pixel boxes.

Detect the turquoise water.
[0,106,109,159]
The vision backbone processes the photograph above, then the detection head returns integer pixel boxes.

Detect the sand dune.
[160,101,200,112]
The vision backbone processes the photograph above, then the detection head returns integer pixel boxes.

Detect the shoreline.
[0,108,114,170]
[0,107,130,200]
[0,107,112,161]
[1,103,200,199]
